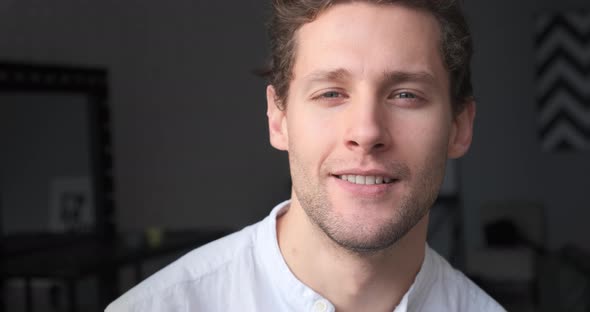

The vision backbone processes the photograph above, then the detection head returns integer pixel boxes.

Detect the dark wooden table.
[1,229,231,312]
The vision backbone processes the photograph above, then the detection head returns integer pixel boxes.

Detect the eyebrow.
[380,70,437,87]
[302,68,351,85]
[301,68,438,89]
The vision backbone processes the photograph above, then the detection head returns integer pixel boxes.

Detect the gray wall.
[0,0,290,234]
[463,0,590,250]
[0,1,588,250]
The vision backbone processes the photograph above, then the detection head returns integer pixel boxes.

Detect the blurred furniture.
[538,245,590,312]
[466,200,546,306]
[1,230,231,312]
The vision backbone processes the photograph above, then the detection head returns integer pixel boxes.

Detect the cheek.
[287,109,337,164]
[393,114,451,161]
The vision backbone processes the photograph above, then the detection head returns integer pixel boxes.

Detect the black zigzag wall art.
[535,10,589,151]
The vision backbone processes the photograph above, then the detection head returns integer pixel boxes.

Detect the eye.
[310,89,348,104]
[394,92,417,99]
[387,90,426,108]
[320,91,343,98]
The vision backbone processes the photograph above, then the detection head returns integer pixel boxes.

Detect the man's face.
[267,3,474,253]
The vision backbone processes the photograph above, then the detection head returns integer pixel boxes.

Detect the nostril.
[346,140,386,150]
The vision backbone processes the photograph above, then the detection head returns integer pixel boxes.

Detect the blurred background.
[0,0,588,311]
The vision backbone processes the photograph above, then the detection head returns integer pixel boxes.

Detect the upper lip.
[330,168,394,179]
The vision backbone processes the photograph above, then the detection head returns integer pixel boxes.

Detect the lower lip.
[331,176,397,197]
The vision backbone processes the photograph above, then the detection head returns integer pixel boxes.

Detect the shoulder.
[105,223,260,312]
[414,247,506,312]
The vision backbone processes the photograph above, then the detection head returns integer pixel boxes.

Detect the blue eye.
[389,91,425,108]
[311,89,348,106]
[322,91,342,98]
[396,92,416,99]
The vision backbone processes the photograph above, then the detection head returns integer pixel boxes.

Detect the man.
[107,0,505,311]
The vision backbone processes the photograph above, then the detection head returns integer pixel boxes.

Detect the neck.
[277,198,428,312]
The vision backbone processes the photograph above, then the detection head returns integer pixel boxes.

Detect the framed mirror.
[0,62,114,241]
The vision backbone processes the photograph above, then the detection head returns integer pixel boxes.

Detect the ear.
[267,85,288,151]
[448,99,476,159]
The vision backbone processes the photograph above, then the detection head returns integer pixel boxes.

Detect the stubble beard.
[290,154,445,256]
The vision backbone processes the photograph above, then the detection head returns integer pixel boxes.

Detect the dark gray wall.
[463,0,590,250]
[0,0,290,233]
[0,1,588,250]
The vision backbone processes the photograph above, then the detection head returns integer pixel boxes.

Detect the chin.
[331,195,401,220]
[320,195,427,253]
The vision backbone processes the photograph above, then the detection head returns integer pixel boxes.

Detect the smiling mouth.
[335,175,396,185]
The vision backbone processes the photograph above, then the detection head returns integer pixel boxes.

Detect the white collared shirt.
[106,200,505,312]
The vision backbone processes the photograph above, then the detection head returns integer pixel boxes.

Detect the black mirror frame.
[0,61,115,239]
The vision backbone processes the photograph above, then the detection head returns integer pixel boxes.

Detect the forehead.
[291,2,447,88]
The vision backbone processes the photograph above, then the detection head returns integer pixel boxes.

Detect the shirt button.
[313,300,328,312]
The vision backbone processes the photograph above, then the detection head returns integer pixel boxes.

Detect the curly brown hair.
[265,0,473,115]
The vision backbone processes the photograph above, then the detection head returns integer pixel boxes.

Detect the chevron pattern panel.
[535,10,590,151]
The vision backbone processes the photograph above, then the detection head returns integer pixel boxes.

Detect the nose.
[343,97,390,153]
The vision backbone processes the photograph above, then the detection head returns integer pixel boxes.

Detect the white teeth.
[338,175,393,185]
